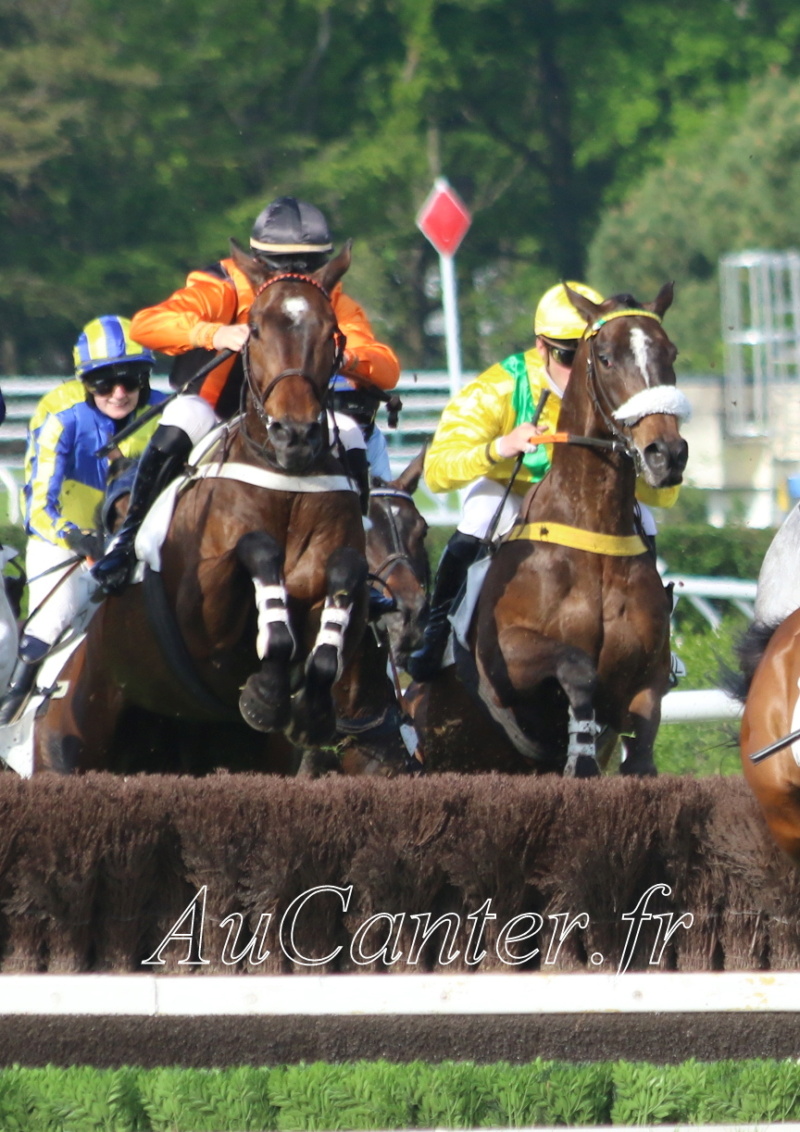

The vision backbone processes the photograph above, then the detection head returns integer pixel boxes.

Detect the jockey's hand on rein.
[212,324,250,352]
[63,528,104,562]
[496,423,546,459]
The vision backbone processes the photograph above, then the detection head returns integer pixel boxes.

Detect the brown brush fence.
[0,772,797,975]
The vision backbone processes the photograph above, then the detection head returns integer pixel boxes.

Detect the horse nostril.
[307,422,323,448]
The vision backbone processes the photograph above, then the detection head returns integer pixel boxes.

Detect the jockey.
[90,196,401,596]
[0,316,166,724]
[407,281,681,682]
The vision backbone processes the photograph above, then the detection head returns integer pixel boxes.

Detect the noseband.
[581,308,668,467]
[241,272,347,461]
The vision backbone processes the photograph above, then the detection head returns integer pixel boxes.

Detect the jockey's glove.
[63,528,104,562]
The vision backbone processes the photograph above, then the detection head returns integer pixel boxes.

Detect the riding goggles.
[84,365,150,396]
[546,343,577,368]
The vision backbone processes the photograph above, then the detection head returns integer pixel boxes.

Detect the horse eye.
[598,353,612,368]
[249,325,260,340]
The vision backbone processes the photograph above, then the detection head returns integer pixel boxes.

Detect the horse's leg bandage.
[565,707,602,777]
[252,581,296,661]
[309,600,353,682]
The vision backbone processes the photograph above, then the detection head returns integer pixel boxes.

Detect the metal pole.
[439,252,462,400]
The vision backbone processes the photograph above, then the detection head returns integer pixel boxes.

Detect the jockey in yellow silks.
[407,281,680,682]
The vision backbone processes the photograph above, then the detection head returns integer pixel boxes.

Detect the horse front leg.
[293,546,368,747]
[619,686,661,777]
[488,626,601,778]
[236,531,297,733]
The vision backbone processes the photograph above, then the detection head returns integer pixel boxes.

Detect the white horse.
[754,503,800,626]
[0,546,19,695]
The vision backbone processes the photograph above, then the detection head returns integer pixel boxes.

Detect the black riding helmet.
[250,196,334,274]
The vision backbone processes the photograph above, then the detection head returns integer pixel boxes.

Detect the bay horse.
[31,242,409,775]
[367,449,430,669]
[737,609,800,867]
[415,284,690,777]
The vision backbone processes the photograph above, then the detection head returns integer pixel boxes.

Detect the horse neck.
[545,376,638,535]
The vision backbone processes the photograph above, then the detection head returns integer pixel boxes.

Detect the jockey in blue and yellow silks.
[0,316,166,724]
[408,282,681,682]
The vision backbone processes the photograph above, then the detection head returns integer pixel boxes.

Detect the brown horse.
[415,285,690,777]
[367,450,430,670]
[737,613,800,866]
[32,243,409,776]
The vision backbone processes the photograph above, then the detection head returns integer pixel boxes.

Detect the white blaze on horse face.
[282,296,309,324]
[629,327,653,387]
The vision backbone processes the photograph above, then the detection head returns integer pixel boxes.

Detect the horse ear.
[229,238,270,291]
[563,282,603,326]
[647,282,674,319]
[394,445,426,495]
[316,240,352,293]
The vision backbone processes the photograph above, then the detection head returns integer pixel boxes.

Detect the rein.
[368,488,430,593]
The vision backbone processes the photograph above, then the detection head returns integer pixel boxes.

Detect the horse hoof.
[239,678,290,733]
[620,757,658,777]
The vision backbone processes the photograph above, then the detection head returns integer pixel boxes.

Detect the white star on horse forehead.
[629,326,654,387]
[282,296,310,322]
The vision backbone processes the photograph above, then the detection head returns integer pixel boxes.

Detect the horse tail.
[725,619,781,701]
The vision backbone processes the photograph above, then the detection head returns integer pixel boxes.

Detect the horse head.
[564,283,690,488]
[230,239,351,474]
[368,448,430,665]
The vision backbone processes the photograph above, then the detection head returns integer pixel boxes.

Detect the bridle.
[368,488,430,598]
[239,271,346,461]
[576,307,676,474]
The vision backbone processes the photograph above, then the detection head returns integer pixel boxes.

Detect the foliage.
[4,1,800,372]
[2,1059,800,1127]
[588,71,800,373]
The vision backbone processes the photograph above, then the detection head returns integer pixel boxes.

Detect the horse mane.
[725,619,781,701]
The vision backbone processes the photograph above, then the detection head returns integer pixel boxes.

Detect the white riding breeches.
[456,479,659,542]
[160,394,220,445]
[457,478,523,540]
[366,428,392,482]
[25,538,99,648]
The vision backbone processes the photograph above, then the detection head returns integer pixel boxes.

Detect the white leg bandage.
[252,580,296,660]
[309,601,352,681]
[564,706,602,777]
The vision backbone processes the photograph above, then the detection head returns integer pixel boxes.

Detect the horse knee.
[236,531,284,583]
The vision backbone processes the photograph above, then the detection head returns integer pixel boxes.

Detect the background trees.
[2,0,800,373]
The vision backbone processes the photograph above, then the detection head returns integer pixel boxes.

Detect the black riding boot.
[407,531,482,681]
[0,634,49,725]
[91,424,193,595]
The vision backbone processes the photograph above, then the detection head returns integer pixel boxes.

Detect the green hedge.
[3,1058,800,1130]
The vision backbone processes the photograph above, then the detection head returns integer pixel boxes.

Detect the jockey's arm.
[130,269,240,355]
[331,288,400,392]
[25,414,82,546]
[424,373,519,493]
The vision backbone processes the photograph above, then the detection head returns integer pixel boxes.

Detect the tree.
[587,72,800,373]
